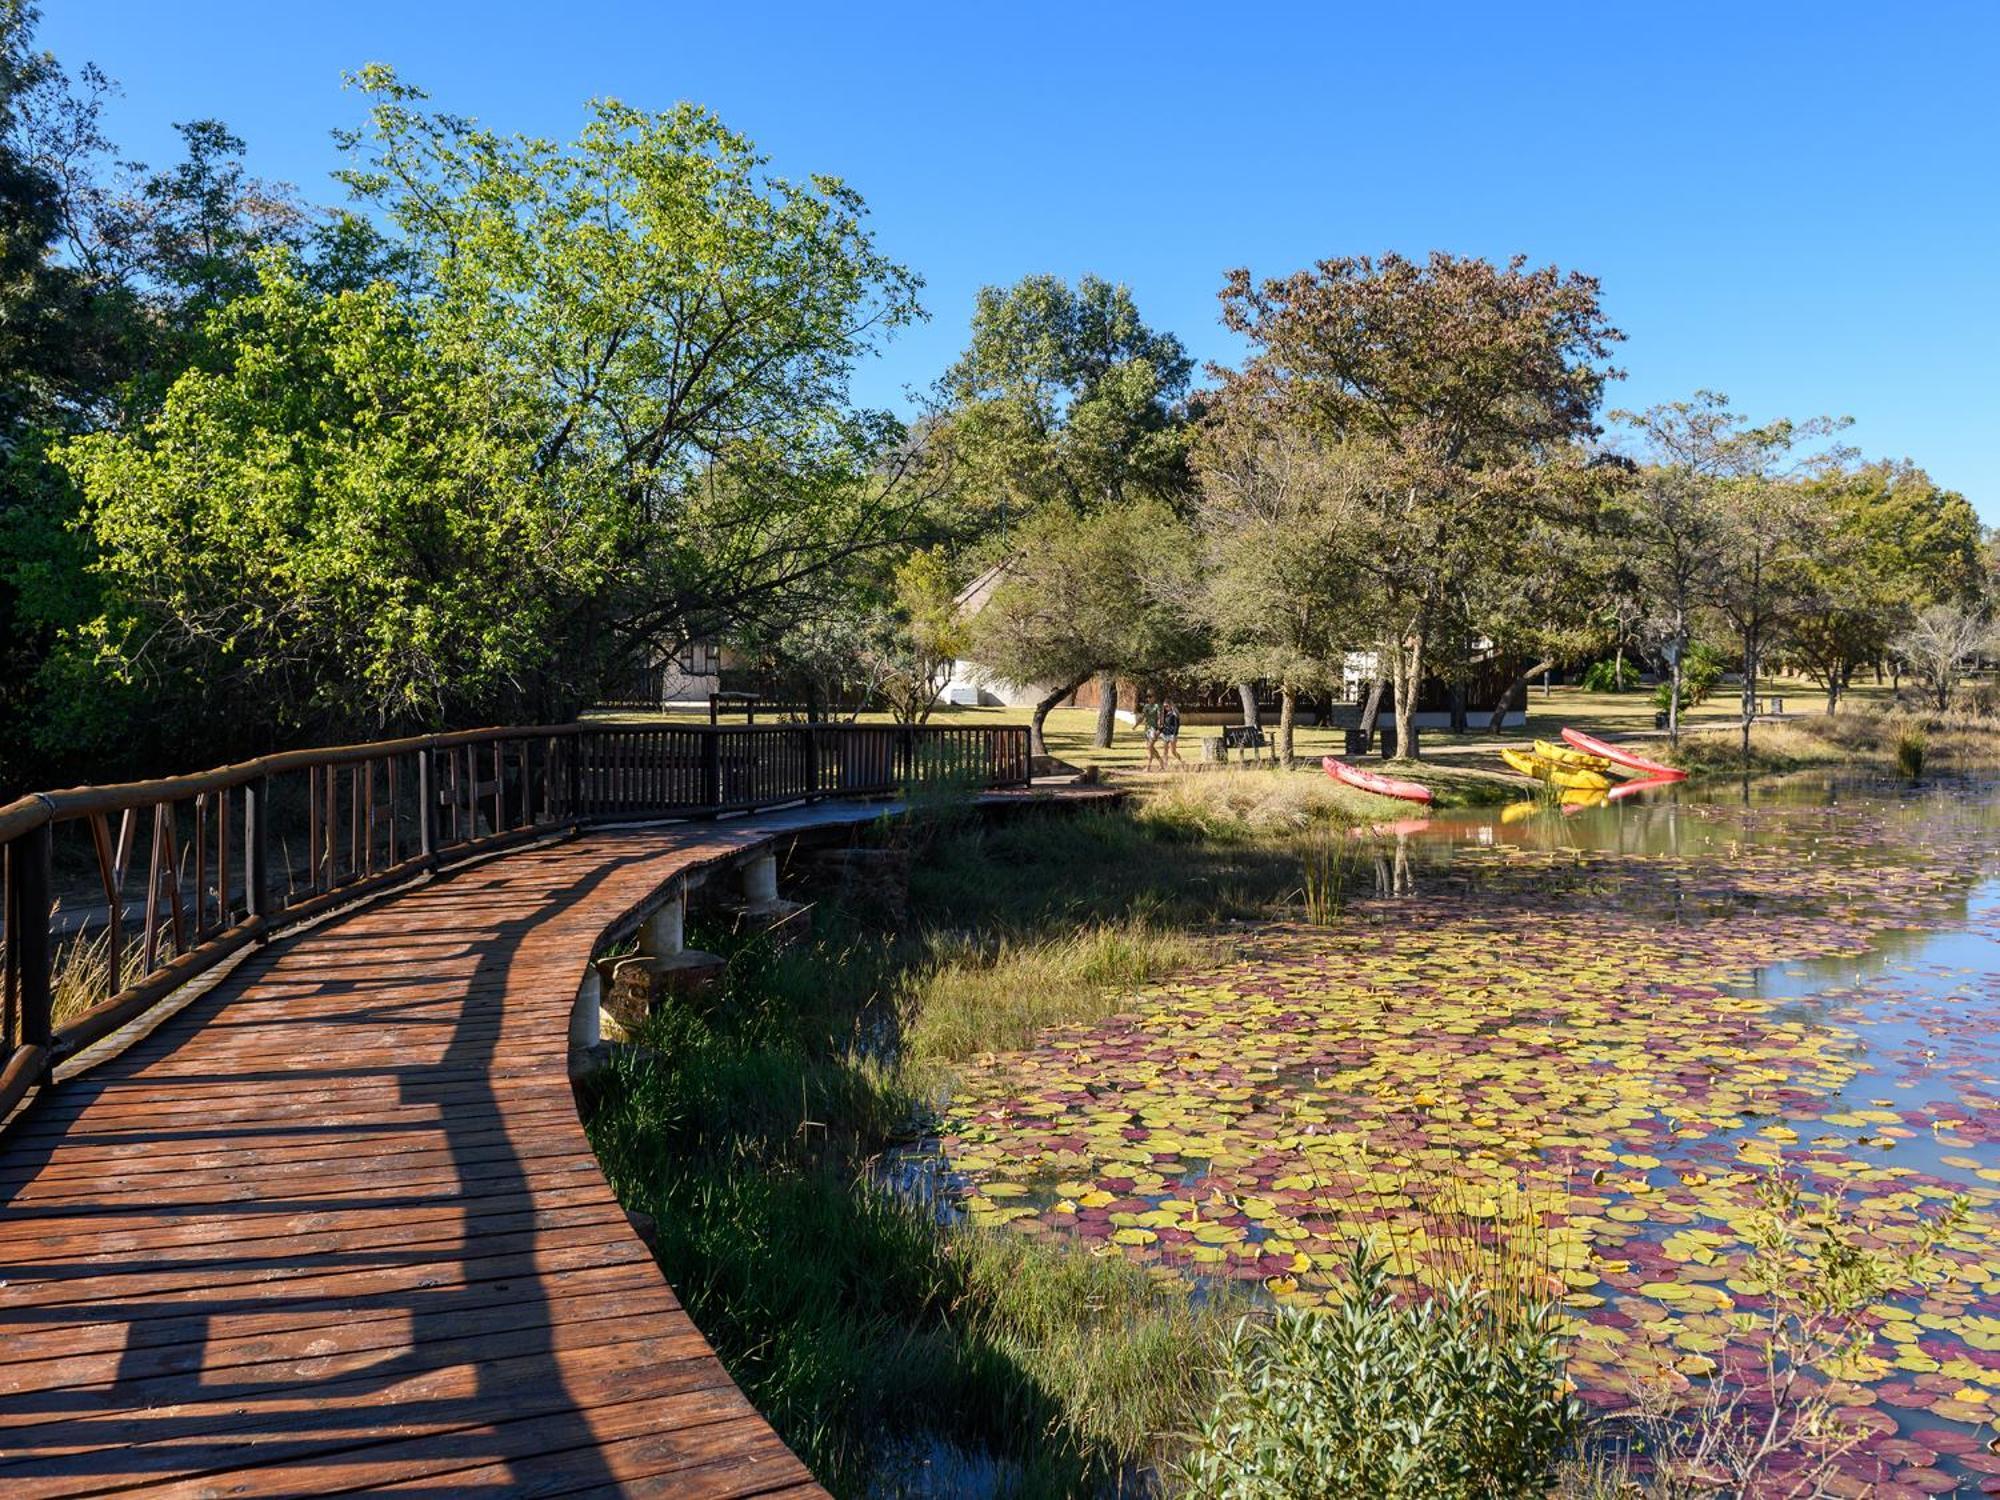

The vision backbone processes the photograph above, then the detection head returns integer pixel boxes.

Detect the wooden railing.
[0,722,1030,1118]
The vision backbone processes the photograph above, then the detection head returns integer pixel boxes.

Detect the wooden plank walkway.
[0,815,854,1498]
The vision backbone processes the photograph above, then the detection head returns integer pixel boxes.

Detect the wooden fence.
[0,722,1030,1119]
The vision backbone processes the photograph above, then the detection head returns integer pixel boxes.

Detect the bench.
[1202,724,1269,764]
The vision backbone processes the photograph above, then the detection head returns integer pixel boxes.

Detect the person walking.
[1140,697,1163,770]
[1160,700,1184,768]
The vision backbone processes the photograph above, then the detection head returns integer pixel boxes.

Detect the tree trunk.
[1613,642,1625,690]
[1028,677,1089,761]
[1668,654,1683,747]
[1236,681,1259,728]
[1358,675,1387,749]
[1393,636,1423,761]
[1740,631,1757,758]
[1825,665,1842,715]
[1278,685,1297,768]
[1092,670,1118,748]
[1488,657,1554,735]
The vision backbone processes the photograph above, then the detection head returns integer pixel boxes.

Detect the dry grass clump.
[1667,721,1860,775]
[1135,767,1384,840]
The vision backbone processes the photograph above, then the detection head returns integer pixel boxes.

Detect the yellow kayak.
[1501,746,1612,791]
[1534,738,1612,774]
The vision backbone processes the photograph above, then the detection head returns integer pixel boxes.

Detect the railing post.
[417,748,437,861]
[566,736,583,823]
[701,729,721,810]
[803,726,820,801]
[243,776,272,920]
[14,821,53,1058]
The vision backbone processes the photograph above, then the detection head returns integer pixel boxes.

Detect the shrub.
[1578,658,1637,693]
[1652,643,1725,713]
[1181,1243,1579,1499]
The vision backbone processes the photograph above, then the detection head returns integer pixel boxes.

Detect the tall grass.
[47,920,148,1031]
[579,792,1459,1495]
[1895,722,1927,778]
[1297,829,1364,923]
[898,921,1216,1078]
[582,909,1230,1496]
[1667,705,2000,779]
[1136,768,1383,842]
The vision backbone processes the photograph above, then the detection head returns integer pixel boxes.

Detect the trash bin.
[1344,728,1372,756]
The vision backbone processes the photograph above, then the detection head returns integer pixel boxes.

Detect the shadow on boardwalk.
[0,832,822,1498]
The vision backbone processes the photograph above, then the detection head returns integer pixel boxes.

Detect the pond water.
[926,772,2000,1494]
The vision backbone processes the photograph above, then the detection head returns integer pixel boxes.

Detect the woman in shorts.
[1160,701,1184,767]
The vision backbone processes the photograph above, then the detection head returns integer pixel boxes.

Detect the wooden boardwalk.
[0,818,843,1498]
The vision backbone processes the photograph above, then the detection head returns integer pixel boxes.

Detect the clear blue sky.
[45,1,2000,517]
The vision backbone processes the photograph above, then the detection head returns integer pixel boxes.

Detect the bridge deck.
[0,813,868,1498]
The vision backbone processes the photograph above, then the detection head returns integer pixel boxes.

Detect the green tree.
[1191,397,1364,764]
[1217,253,1622,760]
[335,66,934,683]
[0,7,340,786]
[939,273,1193,746]
[1613,393,1847,748]
[56,261,625,754]
[969,500,1199,759]
[858,547,970,723]
[1789,461,1983,712]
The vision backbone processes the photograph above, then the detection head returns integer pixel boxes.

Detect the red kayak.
[1559,727,1685,781]
[1322,756,1433,805]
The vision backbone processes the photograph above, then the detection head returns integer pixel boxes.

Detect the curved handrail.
[1,720,1031,1120]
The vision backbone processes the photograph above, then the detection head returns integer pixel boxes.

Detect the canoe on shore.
[1322,756,1434,805]
[1500,747,1612,791]
[1560,727,1685,781]
[1534,738,1611,773]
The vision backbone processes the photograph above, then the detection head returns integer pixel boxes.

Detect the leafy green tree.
[858,547,970,723]
[1628,394,1852,752]
[969,500,1199,759]
[1460,482,1612,734]
[1191,398,1364,764]
[56,261,624,755]
[1789,462,1983,712]
[0,7,338,786]
[939,273,1193,745]
[334,66,934,683]
[1217,253,1622,760]
[1612,393,1845,747]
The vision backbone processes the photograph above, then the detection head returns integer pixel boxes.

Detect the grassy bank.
[579,779,1362,1494]
[1664,704,2000,778]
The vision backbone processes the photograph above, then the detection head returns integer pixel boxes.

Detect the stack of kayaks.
[1501,727,1686,806]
